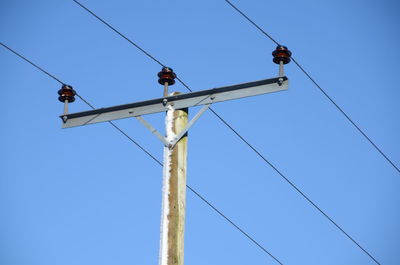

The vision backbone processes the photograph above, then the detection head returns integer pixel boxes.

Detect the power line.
[1,42,64,84]
[71,0,165,67]
[210,110,380,264]
[187,185,283,265]
[68,2,381,264]
[223,0,279,46]
[223,0,399,177]
[0,41,163,172]
[223,1,383,264]
[0,42,283,265]
[291,57,400,175]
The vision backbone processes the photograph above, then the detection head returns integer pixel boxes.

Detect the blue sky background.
[1,0,399,264]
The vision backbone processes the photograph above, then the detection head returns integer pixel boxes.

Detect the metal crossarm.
[61,76,288,128]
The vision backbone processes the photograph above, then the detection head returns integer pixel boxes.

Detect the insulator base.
[58,84,76,103]
[272,45,292,65]
[158,67,177,86]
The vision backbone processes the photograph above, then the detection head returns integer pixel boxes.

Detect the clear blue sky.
[1,1,399,264]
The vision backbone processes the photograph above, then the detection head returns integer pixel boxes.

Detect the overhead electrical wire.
[223,0,280,46]
[0,42,162,165]
[291,57,400,175]
[1,42,65,84]
[0,41,283,265]
[68,1,381,264]
[224,0,382,264]
[223,0,399,176]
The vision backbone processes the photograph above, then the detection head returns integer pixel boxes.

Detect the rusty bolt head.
[272,45,292,64]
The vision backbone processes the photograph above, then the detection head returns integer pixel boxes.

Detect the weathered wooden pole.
[159,99,188,265]
[157,67,188,265]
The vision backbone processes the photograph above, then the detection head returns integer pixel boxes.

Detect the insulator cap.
[58,84,76,103]
[158,67,177,86]
[272,45,292,64]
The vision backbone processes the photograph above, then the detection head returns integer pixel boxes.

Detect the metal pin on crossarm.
[272,45,292,77]
[58,84,76,121]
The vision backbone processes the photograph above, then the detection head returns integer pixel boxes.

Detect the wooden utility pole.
[59,46,290,265]
[158,66,188,265]
[159,98,188,265]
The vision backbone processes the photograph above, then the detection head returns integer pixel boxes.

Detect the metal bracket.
[135,103,211,149]
[135,116,170,147]
[169,103,211,148]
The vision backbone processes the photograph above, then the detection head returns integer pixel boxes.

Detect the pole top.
[158,67,177,86]
[58,84,76,103]
[272,45,292,65]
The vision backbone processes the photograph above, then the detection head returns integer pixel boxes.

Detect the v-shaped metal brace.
[135,103,211,149]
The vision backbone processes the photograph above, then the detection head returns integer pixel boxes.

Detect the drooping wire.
[223,0,279,46]
[1,41,163,168]
[0,42,283,265]
[210,109,380,264]
[223,1,383,264]
[186,185,283,265]
[291,57,400,175]
[68,2,381,264]
[72,0,165,68]
[223,0,399,177]
[1,42,64,84]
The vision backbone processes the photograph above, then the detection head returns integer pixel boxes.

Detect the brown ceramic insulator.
[158,67,177,85]
[58,84,76,102]
[272,45,292,64]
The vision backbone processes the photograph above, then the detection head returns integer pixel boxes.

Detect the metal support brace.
[135,103,211,149]
[135,116,171,147]
[169,103,211,148]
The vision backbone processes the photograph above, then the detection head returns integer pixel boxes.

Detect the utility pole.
[158,68,188,265]
[160,105,188,265]
[58,45,291,265]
